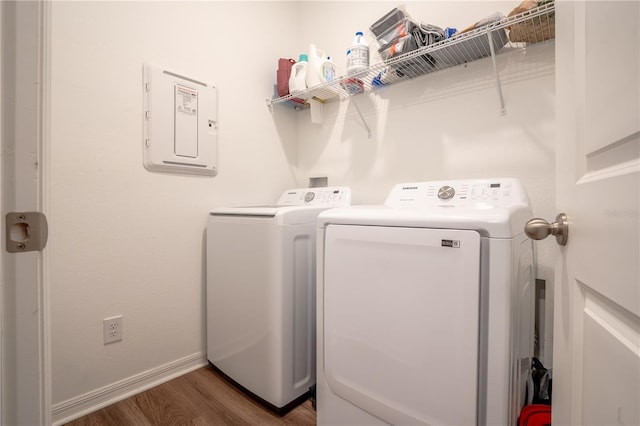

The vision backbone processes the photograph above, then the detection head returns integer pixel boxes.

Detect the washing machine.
[316,178,535,425]
[206,186,351,412]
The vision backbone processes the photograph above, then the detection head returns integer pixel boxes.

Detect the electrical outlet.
[103,315,123,344]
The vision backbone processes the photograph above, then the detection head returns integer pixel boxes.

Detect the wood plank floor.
[65,365,316,425]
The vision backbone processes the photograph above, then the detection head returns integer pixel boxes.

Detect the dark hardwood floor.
[65,365,316,425]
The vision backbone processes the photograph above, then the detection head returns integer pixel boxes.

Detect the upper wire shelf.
[267,2,555,108]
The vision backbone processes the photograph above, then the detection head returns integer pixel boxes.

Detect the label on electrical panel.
[441,239,461,248]
[175,84,198,115]
[174,84,198,158]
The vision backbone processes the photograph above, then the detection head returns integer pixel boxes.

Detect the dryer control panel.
[385,178,529,208]
[278,187,352,207]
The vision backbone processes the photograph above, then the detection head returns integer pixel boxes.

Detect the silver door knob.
[525,213,568,246]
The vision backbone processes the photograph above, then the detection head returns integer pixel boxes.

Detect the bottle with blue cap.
[288,54,309,97]
[347,31,369,76]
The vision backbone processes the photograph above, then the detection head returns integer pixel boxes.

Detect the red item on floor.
[519,404,551,426]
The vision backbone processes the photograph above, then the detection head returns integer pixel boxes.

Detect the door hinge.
[5,212,48,253]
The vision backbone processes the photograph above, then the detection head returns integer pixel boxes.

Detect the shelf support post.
[350,97,372,139]
[487,28,507,116]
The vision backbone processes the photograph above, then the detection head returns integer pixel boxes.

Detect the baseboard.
[51,352,208,425]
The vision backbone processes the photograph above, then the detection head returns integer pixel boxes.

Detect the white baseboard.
[52,352,208,425]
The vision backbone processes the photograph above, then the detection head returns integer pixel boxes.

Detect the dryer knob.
[304,192,316,203]
[438,185,455,200]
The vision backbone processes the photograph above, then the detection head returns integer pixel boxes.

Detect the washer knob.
[304,192,315,203]
[438,185,455,200]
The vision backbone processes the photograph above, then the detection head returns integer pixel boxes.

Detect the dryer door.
[323,224,481,425]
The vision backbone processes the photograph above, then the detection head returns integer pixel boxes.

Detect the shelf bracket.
[487,28,507,116]
[350,97,372,139]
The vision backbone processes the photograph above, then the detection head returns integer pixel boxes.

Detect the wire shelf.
[268,2,555,108]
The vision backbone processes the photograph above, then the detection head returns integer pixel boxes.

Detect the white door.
[554,1,639,425]
[1,1,50,425]
[323,224,481,425]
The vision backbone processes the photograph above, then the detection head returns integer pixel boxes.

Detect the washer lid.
[209,186,352,218]
[209,205,285,217]
[211,204,352,225]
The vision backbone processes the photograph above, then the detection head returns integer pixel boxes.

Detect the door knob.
[525,213,568,246]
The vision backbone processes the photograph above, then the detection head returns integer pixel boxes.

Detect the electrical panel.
[143,64,218,175]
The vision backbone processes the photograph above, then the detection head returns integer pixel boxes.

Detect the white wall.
[48,1,299,420]
[48,0,558,421]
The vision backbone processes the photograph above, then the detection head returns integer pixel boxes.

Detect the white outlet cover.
[103,316,123,344]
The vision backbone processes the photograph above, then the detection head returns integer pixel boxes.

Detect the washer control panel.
[385,178,528,208]
[278,187,351,207]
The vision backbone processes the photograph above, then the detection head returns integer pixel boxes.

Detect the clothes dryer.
[207,187,351,412]
[316,178,534,425]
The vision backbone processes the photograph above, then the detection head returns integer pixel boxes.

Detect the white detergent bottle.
[347,31,369,75]
[320,56,337,83]
[306,44,327,88]
[288,54,308,97]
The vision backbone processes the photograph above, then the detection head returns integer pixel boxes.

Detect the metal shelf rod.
[487,27,507,116]
[351,98,372,139]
